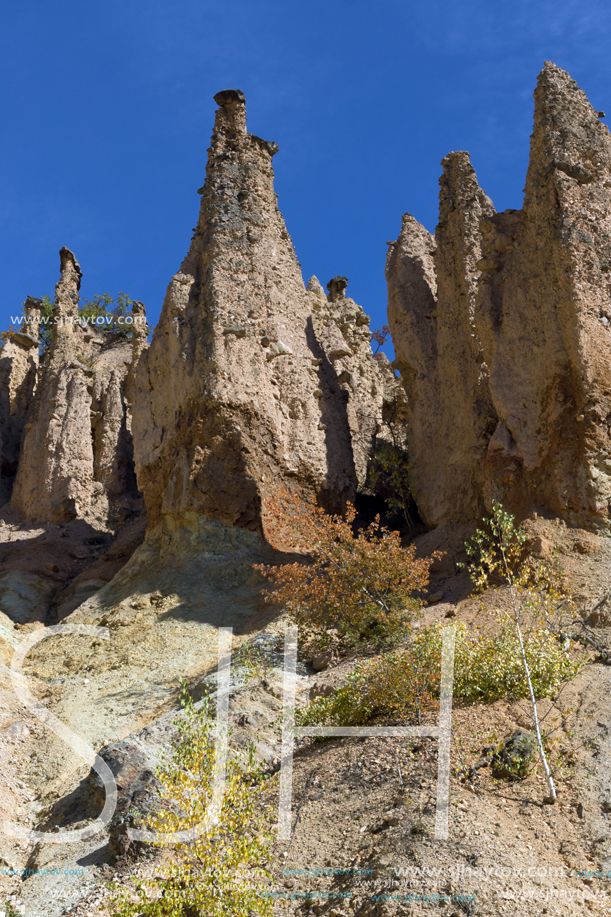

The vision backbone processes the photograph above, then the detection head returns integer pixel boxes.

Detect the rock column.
[387,154,495,525]
[475,62,611,529]
[388,62,611,531]
[132,90,379,537]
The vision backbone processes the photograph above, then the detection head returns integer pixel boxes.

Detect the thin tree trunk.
[499,539,557,803]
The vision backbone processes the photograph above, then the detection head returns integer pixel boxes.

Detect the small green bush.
[2,903,21,917]
[78,291,133,338]
[108,686,272,917]
[299,620,583,728]
[19,291,135,353]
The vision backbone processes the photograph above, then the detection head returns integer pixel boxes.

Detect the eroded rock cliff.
[477,62,611,528]
[388,62,611,531]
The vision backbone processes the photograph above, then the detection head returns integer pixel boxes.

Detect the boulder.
[491,730,538,779]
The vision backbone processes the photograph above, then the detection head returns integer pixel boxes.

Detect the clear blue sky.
[2,0,610,348]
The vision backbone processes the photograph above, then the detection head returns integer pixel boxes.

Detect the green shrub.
[78,291,133,338]
[109,686,272,917]
[16,291,135,354]
[367,439,413,525]
[462,501,583,802]
[2,903,21,917]
[299,620,583,728]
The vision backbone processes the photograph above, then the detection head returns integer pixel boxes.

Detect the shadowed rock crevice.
[0,297,40,486]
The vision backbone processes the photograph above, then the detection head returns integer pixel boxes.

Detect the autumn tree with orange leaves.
[256,490,440,645]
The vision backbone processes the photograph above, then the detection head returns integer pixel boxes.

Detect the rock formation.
[132,89,398,540]
[388,62,611,531]
[387,155,497,525]
[307,275,403,488]
[0,94,404,861]
[4,68,611,915]
[0,297,41,480]
[477,62,611,529]
[10,249,143,524]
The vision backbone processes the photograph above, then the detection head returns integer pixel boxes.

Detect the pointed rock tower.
[11,248,96,521]
[11,249,142,522]
[388,62,611,530]
[387,153,497,525]
[132,90,395,539]
[476,62,611,528]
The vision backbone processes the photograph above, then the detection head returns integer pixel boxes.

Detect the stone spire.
[387,153,496,525]
[475,62,611,528]
[124,300,148,432]
[130,301,148,366]
[131,90,388,538]
[22,295,42,343]
[388,62,611,530]
[11,249,139,523]
[55,247,82,316]
[11,248,94,521]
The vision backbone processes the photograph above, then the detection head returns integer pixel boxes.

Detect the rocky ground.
[1,514,610,917]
